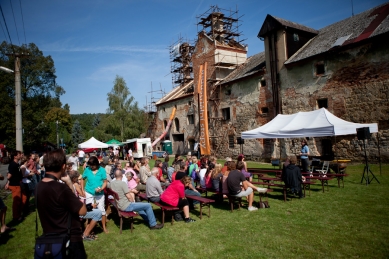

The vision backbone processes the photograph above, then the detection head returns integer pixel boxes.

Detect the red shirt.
[160,180,185,206]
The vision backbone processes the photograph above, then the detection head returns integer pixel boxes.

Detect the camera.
[85,203,93,212]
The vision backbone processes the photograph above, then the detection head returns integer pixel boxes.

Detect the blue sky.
[0,0,385,114]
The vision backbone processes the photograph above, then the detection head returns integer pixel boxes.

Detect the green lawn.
[1,163,388,259]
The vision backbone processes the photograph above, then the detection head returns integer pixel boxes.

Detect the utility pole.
[6,53,29,152]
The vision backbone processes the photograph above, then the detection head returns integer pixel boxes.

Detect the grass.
[0,162,388,258]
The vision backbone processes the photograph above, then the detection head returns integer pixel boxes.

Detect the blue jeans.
[185,189,201,207]
[124,202,157,227]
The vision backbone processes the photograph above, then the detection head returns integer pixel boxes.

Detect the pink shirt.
[125,168,138,190]
[160,180,185,206]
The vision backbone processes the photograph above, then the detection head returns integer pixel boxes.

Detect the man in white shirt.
[67,152,79,171]
[78,149,85,168]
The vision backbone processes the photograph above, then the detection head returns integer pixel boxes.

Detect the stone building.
[149,3,389,162]
[255,2,389,162]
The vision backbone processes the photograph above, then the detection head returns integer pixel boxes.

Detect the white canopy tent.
[78,137,109,148]
[242,108,378,139]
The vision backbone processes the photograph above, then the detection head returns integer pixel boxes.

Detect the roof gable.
[258,14,318,38]
[285,2,389,64]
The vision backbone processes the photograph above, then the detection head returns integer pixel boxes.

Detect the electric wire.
[9,0,20,46]
[0,19,7,41]
[18,0,27,45]
[0,3,14,50]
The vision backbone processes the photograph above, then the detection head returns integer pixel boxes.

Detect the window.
[163,120,167,129]
[163,107,165,112]
[260,78,266,87]
[317,99,328,109]
[222,107,231,121]
[187,114,194,124]
[174,104,177,109]
[261,107,269,115]
[293,33,299,41]
[225,89,231,95]
[228,135,235,148]
[174,118,180,132]
[315,62,325,76]
[188,101,192,106]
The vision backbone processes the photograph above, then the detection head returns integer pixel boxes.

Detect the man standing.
[146,168,164,203]
[36,149,87,258]
[108,170,163,230]
[78,149,85,168]
[227,161,267,211]
[5,150,24,221]
[139,157,151,185]
[67,152,79,171]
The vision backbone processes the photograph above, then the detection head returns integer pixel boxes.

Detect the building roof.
[258,14,318,38]
[285,2,389,64]
[155,80,194,106]
[218,51,266,85]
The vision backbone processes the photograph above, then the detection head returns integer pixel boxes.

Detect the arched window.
[174,118,180,132]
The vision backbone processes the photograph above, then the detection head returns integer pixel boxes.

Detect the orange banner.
[197,62,210,155]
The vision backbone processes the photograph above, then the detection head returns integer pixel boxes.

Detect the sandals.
[83,235,96,241]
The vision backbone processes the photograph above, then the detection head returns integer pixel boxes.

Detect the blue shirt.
[83,166,107,195]
[301,145,309,159]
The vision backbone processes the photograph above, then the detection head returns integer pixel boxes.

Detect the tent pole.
[334,135,339,173]
[279,138,282,169]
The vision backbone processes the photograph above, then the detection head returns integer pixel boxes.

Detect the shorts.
[233,187,253,198]
[0,198,6,210]
[85,192,106,215]
[78,157,84,164]
[81,208,102,221]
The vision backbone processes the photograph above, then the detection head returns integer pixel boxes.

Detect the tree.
[63,103,70,112]
[71,120,84,148]
[107,75,136,142]
[0,41,65,151]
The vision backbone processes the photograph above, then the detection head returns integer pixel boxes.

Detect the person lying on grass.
[227,161,267,211]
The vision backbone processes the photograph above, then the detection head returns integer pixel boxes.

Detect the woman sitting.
[211,163,223,191]
[282,156,305,198]
[237,154,252,182]
[204,163,214,189]
[160,176,196,223]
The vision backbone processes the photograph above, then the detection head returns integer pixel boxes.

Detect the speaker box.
[357,127,370,140]
[237,137,245,144]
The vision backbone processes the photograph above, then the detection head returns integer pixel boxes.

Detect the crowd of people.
[0,139,311,258]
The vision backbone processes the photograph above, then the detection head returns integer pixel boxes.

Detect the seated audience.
[146,168,164,202]
[211,163,223,191]
[69,170,102,241]
[237,154,252,182]
[108,170,164,230]
[282,156,305,198]
[227,161,267,211]
[175,161,201,208]
[160,176,196,223]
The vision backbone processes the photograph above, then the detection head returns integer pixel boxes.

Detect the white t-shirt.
[199,168,207,188]
[68,156,78,170]
[78,150,85,158]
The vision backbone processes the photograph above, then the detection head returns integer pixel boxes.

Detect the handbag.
[34,175,72,259]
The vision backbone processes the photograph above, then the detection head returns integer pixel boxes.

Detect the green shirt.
[83,166,107,195]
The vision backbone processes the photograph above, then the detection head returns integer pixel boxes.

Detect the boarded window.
[222,107,231,121]
[229,135,235,148]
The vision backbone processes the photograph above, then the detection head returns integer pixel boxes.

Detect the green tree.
[71,120,84,148]
[107,75,136,141]
[63,103,70,112]
[0,41,65,151]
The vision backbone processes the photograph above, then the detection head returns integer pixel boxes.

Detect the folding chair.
[316,161,330,177]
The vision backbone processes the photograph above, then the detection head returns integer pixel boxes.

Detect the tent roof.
[242,108,378,139]
[106,139,122,145]
[78,137,109,148]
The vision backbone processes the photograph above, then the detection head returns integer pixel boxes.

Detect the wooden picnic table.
[304,175,334,192]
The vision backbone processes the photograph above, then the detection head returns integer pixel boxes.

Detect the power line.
[0,19,7,41]
[9,0,20,46]
[0,3,14,51]
[18,0,27,45]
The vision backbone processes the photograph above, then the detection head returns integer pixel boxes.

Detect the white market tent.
[242,108,378,139]
[78,137,109,148]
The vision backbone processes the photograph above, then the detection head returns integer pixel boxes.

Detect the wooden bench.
[251,181,288,202]
[137,192,179,225]
[106,188,140,234]
[185,195,215,219]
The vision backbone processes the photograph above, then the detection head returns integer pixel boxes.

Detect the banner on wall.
[197,62,210,155]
